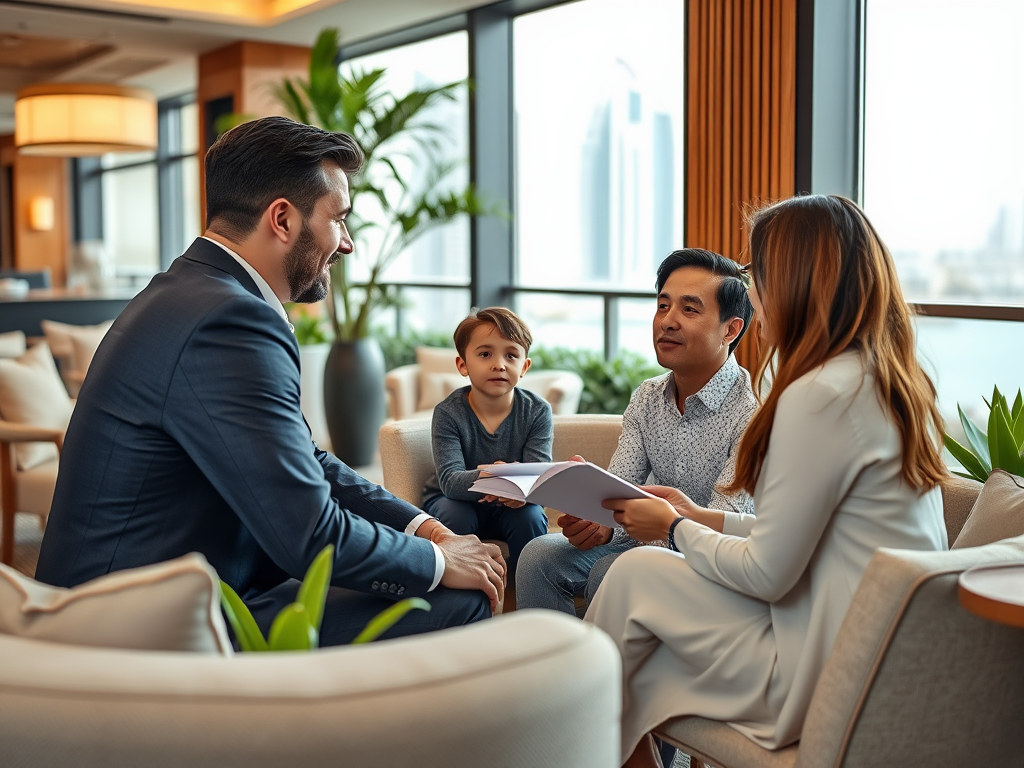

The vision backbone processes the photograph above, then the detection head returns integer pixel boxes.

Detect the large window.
[76,94,200,287]
[513,0,684,351]
[863,0,1024,431]
[342,32,471,336]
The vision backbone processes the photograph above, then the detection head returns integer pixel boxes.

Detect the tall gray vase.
[323,338,386,467]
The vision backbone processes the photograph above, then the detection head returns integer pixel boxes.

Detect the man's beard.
[284,223,335,303]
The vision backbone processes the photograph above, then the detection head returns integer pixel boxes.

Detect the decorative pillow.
[0,553,233,655]
[0,331,27,359]
[419,372,468,412]
[416,346,460,412]
[951,469,1024,549]
[0,341,73,470]
[41,319,112,390]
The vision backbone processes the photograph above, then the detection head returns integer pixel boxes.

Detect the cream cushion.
[0,553,232,655]
[951,469,1024,548]
[0,341,73,470]
[415,346,460,412]
[0,331,27,358]
[41,319,112,391]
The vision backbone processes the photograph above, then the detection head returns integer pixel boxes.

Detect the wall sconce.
[29,196,55,231]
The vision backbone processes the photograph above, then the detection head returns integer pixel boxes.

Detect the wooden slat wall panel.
[686,0,797,371]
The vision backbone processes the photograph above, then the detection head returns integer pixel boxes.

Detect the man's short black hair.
[204,116,363,240]
[655,248,753,354]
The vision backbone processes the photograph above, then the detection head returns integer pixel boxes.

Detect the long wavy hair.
[726,195,947,496]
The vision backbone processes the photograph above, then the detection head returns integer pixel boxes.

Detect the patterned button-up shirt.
[609,354,757,546]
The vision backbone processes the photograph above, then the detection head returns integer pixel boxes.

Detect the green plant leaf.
[957,403,991,474]
[296,544,334,634]
[1012,389,1023,421]
[989,394,1024,476]
[943,435,989,483]
[219,581,268,652]
[268,603,317,651]
[352,597,431,644]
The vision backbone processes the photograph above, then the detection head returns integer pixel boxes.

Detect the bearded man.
[36,117,505,644]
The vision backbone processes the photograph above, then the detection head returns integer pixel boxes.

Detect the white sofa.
[0,604,620,767]
[385,346,585,421]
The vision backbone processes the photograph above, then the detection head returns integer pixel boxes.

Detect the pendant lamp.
[15,83,157,157]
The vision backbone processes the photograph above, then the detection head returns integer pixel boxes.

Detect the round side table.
[958,563,1024,629]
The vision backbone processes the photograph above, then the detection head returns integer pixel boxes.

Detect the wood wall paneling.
[686,0,797,371]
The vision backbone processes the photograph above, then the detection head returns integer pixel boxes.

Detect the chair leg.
[0,443,14,565]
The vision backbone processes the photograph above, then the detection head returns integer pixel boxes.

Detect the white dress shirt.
[201,236,445,589]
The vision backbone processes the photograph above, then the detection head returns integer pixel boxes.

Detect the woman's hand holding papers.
[602,485,726,542]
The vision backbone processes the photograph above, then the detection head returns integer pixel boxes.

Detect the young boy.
[421,307,552,572]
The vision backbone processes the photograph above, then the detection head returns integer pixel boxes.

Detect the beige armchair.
[657,476,1024,768]
[0,341,73,565]
[378,413,624,508]
[385,346,584,420]
[0,608,621,768]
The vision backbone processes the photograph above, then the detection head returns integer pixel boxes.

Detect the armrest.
[0,419,64,452]
[384,364,421,421]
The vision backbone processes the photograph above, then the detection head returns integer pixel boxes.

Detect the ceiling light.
[15,83,157,157]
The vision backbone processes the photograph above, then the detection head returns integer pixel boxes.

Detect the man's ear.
[267,198,297,244]
[456,356,469,376]
[724,316,744,346]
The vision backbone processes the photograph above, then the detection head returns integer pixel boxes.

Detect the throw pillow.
[40,319,113,392]
[951,469,1024,549]
[416,346,460,412]
[0,331,26,359]
[0,553,233,655]
[419,372,468,413]
[0,341,73,470]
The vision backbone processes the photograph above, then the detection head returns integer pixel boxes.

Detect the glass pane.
[515,294,604,354]
[101,163,159,278]
[864,0,1024,306]
[181,156,201,247]
[341,32,470,285]
[618,297,659,364]
[915,316,1024,462]
[180,101,199,156]
[101,151,155,170]
[514,0,685,291]
[372,287,472,339]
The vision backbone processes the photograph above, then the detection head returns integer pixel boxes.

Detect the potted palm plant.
[273,28,488,465]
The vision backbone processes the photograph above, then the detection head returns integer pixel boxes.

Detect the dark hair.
[655,248,753,354]
[454,307,533,358]
[204,116,363,239]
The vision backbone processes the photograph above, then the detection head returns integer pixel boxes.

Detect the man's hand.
[557,514,613,551]
[432,531,506,613]
[601,497,679,542]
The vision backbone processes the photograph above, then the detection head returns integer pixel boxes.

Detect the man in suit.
[36,116,505,644]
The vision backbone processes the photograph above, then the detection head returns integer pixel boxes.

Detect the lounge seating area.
[1,1,1023,767]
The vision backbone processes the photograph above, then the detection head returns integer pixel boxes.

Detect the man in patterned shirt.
[516,249,756,615]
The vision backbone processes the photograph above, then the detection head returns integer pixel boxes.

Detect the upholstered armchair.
[657,475,1024,768]
[384,346,585,421]
[0,342,73,565]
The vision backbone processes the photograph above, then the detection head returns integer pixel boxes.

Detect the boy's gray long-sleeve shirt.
[423,386,553,504]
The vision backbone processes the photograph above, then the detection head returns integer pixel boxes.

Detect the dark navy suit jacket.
[36,239,436,605]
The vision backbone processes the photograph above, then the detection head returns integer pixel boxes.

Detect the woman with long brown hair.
[590,195,949,767]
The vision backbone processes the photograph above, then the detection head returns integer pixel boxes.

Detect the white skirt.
[585,546,789,763]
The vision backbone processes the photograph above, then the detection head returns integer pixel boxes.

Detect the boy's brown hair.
[453,307,533,359]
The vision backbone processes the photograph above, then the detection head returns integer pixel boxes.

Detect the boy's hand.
[557,514,612,550]
[477,494,526,508]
